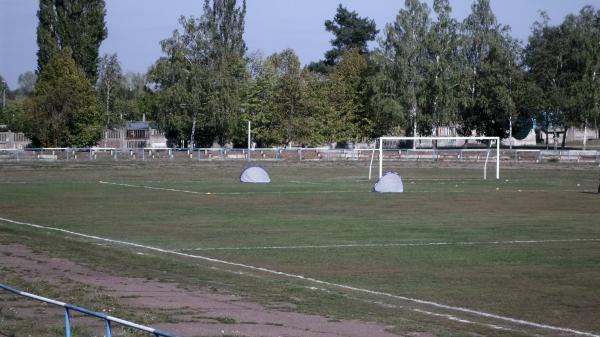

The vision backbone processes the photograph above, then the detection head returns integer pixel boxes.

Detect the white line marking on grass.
[99,181,242,195]
[99,180,588,195]
[412,309,511,331]
[1,216,598,337]
[289,180,328,185]
[181,238,600,251]
[98,181,358,195]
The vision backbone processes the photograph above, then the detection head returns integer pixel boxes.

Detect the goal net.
[369,136,500,180]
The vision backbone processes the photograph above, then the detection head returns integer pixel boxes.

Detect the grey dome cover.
[240,166,271,183]
[373,172,403,193]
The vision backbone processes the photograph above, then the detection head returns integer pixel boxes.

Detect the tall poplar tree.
[36,0,107,82]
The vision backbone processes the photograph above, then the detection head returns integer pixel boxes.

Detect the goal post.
[370,136,500,180]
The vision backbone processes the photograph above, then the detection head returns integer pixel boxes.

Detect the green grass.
[1,160,599,336]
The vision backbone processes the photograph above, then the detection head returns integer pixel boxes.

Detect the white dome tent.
[240,166,271,183]
[373,172,403,193]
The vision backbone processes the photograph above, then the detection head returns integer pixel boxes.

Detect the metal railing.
[0,283,177,337]
[0,147,599,163]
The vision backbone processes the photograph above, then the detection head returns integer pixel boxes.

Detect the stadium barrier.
[0,283,177,337]
[0,147,599,163]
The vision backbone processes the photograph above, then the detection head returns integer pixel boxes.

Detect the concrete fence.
[0,147,599,163]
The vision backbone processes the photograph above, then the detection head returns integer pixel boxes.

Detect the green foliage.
[324,50,371,142]
[460,0,524,138]
[149,0,247,147]
[422,0,462,134]
[525,7,600,146]
[27,48,103,147]
[375,0,431,137]
[309,5,378,73]
[36,0,107,82]
[0,100,29,132]
[17,72,37,96]
[241,49,312,147]
[97,53,125,126]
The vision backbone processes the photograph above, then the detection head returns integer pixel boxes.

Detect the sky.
[1,0,599,88]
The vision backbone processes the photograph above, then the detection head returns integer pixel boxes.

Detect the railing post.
[64,308,71,337]
[106,319,112,337]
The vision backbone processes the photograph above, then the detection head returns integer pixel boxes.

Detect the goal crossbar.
[373,136,500,180]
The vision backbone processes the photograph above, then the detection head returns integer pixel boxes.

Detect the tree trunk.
[105,83,111,126]
[509,115,513,150]
[412,103,417,150]
[561,127,567,149]
[190,111,197,150]
[583,123,587,150]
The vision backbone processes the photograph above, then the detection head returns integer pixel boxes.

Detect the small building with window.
[0,125,31,149]
[99,121,167,149]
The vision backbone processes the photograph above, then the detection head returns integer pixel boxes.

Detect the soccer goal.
[369,136,500,180]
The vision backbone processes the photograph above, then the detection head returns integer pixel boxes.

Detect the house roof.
[127,122,150,130]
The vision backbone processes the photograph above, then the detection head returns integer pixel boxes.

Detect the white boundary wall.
[375,136,500,180]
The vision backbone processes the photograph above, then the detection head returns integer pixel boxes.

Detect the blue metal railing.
[0,283,178,337]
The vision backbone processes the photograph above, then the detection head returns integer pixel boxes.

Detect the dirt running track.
[0,243,402,337]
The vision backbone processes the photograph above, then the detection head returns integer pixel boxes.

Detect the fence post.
[64,308,71,337]
[106,319,112,337]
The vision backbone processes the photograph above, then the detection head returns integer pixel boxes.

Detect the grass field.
[1,160,599,337]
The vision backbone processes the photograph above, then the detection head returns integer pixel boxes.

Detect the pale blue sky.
[1,0,598,88]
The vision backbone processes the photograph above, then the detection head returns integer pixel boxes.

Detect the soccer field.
[1,160,599,337]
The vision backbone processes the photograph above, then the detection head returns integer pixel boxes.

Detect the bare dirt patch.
[0,243,399,337]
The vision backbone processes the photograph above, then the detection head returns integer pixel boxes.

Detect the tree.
[460,0,523,138]
[17,72,37,95]
[309,5,378,73]
[524,12,569,147]
[422,0,462,137]
[27,48,103,147]
[242,52,284,147]
[97,53,124,126]
[0,101,29,132]
[149,0,247,147]
[524,8,600,148]
[36,0,107,82]
[116,71,149,122]
[324,50,371,143]
[563,7,600,149]
[0,75,8,113]
[246,49,302,146]
[379,0,431,143]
